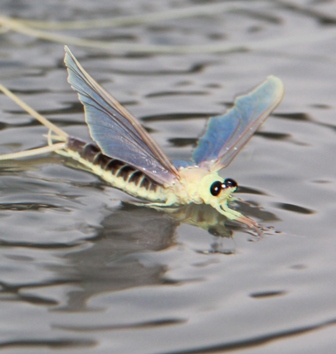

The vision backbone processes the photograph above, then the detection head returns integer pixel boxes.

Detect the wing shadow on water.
[57,201,275,312]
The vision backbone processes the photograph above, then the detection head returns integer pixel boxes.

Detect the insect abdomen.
[63,137,167,202]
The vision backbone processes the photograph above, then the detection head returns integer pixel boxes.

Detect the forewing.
[192,76,284,171]
[64,46,178,185]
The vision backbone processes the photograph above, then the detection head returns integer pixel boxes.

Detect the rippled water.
[0,1,335,353]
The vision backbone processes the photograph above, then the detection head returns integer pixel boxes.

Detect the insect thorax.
[174,167,232,206]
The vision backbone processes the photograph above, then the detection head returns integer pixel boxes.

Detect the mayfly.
[0,46,284,230]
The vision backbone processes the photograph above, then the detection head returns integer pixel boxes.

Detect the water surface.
[0,1,335,353]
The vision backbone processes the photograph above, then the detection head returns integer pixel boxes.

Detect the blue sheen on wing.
[64,46,178,186]
[172,160,196,169]
[192,114,240,166]
[192,76,284,171]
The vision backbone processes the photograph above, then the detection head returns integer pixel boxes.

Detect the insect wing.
[64,46,178,185]
[192,76,284,171]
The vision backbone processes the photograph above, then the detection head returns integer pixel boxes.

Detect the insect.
[0,46,284,230]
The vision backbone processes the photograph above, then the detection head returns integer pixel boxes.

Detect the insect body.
[63,137,236,210]
[0,46,284,230]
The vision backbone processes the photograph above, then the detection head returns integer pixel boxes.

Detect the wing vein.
[64,46,179,185]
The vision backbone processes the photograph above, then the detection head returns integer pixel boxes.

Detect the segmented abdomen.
[63,137,168,202]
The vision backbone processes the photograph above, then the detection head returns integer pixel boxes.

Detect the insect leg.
[216,203,259,229]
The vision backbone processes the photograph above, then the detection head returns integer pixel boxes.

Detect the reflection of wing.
[64,46,179,186]
[192,76,284,171]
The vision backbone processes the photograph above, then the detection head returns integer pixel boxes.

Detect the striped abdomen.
[62,137,168,202]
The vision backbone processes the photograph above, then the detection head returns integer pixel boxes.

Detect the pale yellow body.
[59,145,254,226]
[61,147,233,206]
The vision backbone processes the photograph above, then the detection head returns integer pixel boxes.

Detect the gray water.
[0,1,335,353]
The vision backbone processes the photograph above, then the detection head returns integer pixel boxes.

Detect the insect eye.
[223,178,237,189]
[210,181,223,196]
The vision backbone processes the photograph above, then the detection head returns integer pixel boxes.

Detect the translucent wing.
[64,46,179,186]
[192,76,284,171]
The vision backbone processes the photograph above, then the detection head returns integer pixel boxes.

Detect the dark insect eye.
[223,178,238,188]
[210,181,223,196]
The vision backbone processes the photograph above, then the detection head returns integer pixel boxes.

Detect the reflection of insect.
[0,46,284,231]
